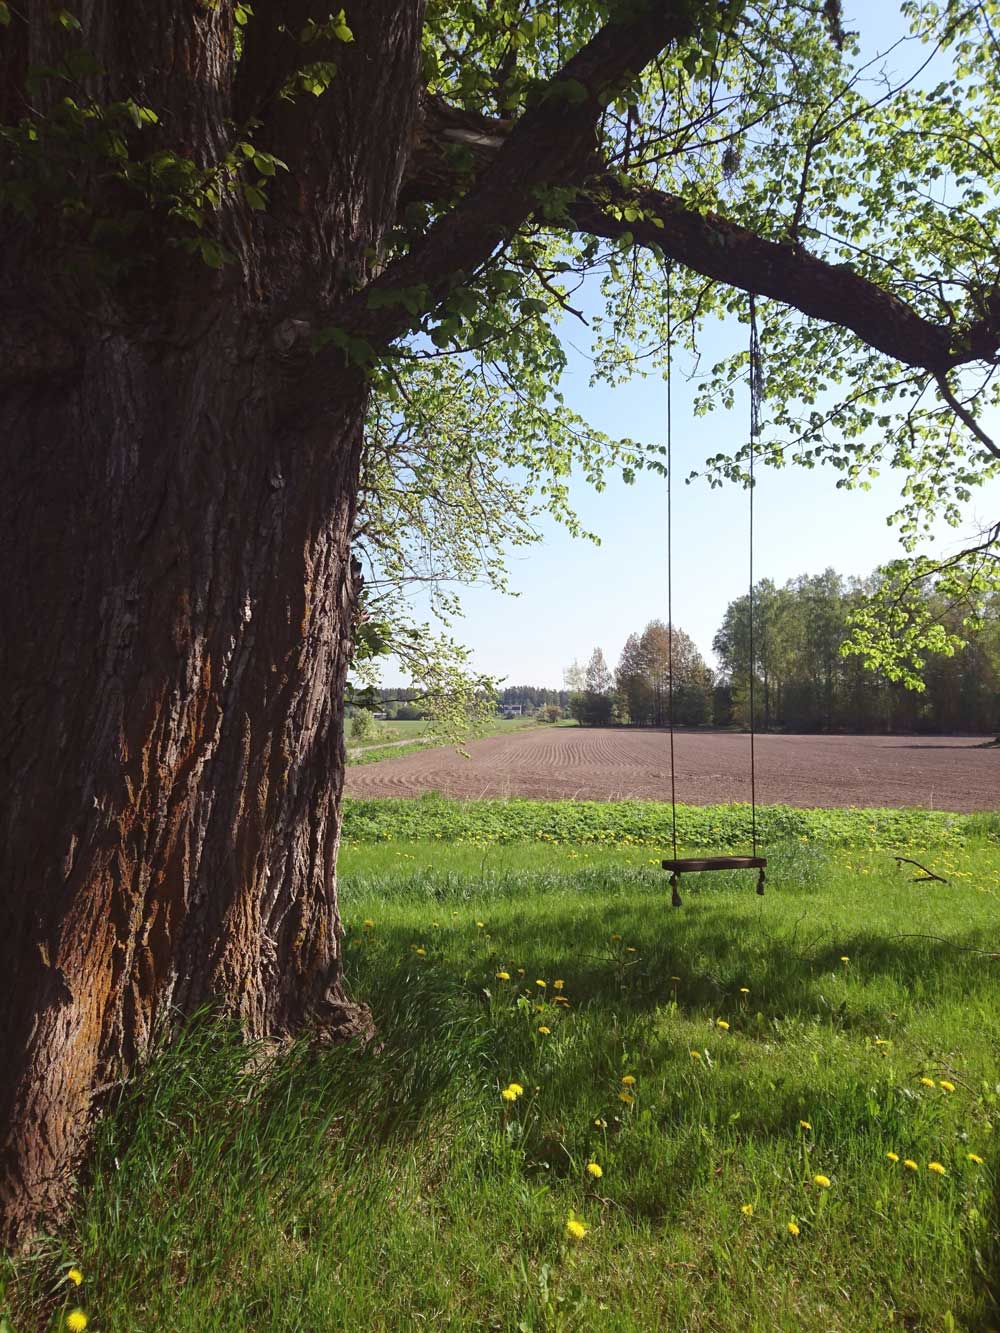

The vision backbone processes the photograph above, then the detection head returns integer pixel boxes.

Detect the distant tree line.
[562,569,1000,733]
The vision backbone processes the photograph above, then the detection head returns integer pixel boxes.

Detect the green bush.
[350,708,377,741]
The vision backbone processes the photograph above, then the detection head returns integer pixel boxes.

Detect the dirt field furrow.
[344,727,998,811]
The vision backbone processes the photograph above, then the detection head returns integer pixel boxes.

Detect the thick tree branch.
[304,2,700,388]
[398,97,1000,378]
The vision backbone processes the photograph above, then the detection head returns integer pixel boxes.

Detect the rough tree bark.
[0,0,424,1245]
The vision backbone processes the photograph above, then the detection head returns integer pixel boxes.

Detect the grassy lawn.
[4,809,999,1330]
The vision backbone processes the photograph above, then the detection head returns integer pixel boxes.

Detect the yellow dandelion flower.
[840,956,850,964]
[619,1091,634,1104]
[538,1025,551,1035]
[363,919,375,928]
[414,947,426,957]
[967,1153,985,1165]
[716,1019,730,1031]
[919,1077,935,1088]
[501,1087,518,1103]
[904,1159,918,1171]
[594,1117,607,1129]
[799,1120,812,1130]
[508,1082,524,1096]
[874,1038,890,1046]
[928,1161,947,1176]
[496,971,510,981]
[431,920,440,928]
[66,1314,88,1333]
[476,921,485,928]
[553,979,564,990]
[536,979,547,988]
[611,934,622,941]
[67,1269,83,1286]
[813,1174,831,1188]
[586,1162,603,1179]
[741,1203,754,1216]
[626,946,637,953]
[938,1080,956,1093]
[787,1221,800,1236]
[887,1152,899,1163]
[565,1218,588,1241]
[670,976,681,983]
[621,1075,636,1086]
[517,968,525,976]
[690,1050,702,1060]
[739,987,750,994]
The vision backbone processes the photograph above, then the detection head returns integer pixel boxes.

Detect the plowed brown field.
[344,727,999,811]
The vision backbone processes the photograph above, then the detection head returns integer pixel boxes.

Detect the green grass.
[343,792,1000,849]
[4,820,1000,1331]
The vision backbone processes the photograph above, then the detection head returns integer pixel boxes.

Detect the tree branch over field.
[396,95,1000,380]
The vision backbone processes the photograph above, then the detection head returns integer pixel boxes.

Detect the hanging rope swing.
[661,275,767,907]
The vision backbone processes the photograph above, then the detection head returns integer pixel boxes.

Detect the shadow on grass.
[345,875,1000,1325]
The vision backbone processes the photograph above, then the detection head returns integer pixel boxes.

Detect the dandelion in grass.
[553,979,564,990]
[690,1050,702,1060]
[363,919,375,929]
[938,1080,956,1093]
[874,1038,890,1046]
[538,1025,551,1035]
[66,1314,88,1333]
[67,1269,83,1286]
[919,1077,935,1088]
[739,987,750,995]
[414,947,427,957]
[476,921,485,929]
[799,1120,812,1131]
[741,1203,754,1217]
[621,1075,636,1087]
[619,1091,634,1105]
[536,979,547,988]
[565,1217,588,1241]
[626,946,637,953]
[716,1019,730,1031]
[787,1221,800,1236]
[611,933,622,942]
[496,971,510,981]
[840,956,850,964]
[887,1152,900,1163]
[904,1159,918,1171]
[928,1162,947,1176]
[813,1174,831,1189]
[587,1162,603,1179]
[594,1117,607,1129]
[967,1154,984,1165]
[517,968,526,976]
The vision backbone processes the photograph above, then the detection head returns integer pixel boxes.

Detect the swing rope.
[748,292,761,858]
[666,266,678,864]
[663,276,764,891]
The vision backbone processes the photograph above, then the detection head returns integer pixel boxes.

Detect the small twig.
[935,371,1000,460]
[888,933,999,958]
[893,856,949,884]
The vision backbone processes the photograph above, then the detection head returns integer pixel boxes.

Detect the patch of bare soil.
[343,727,998,812]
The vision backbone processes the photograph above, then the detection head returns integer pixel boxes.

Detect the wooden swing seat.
[662,856,766,906]
[662,856,766,874]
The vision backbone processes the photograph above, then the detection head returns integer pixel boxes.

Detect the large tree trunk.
[0,0,424,1247]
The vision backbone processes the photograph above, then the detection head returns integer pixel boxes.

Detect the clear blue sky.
[431,331,1000,686]
[384,5,1000,690]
